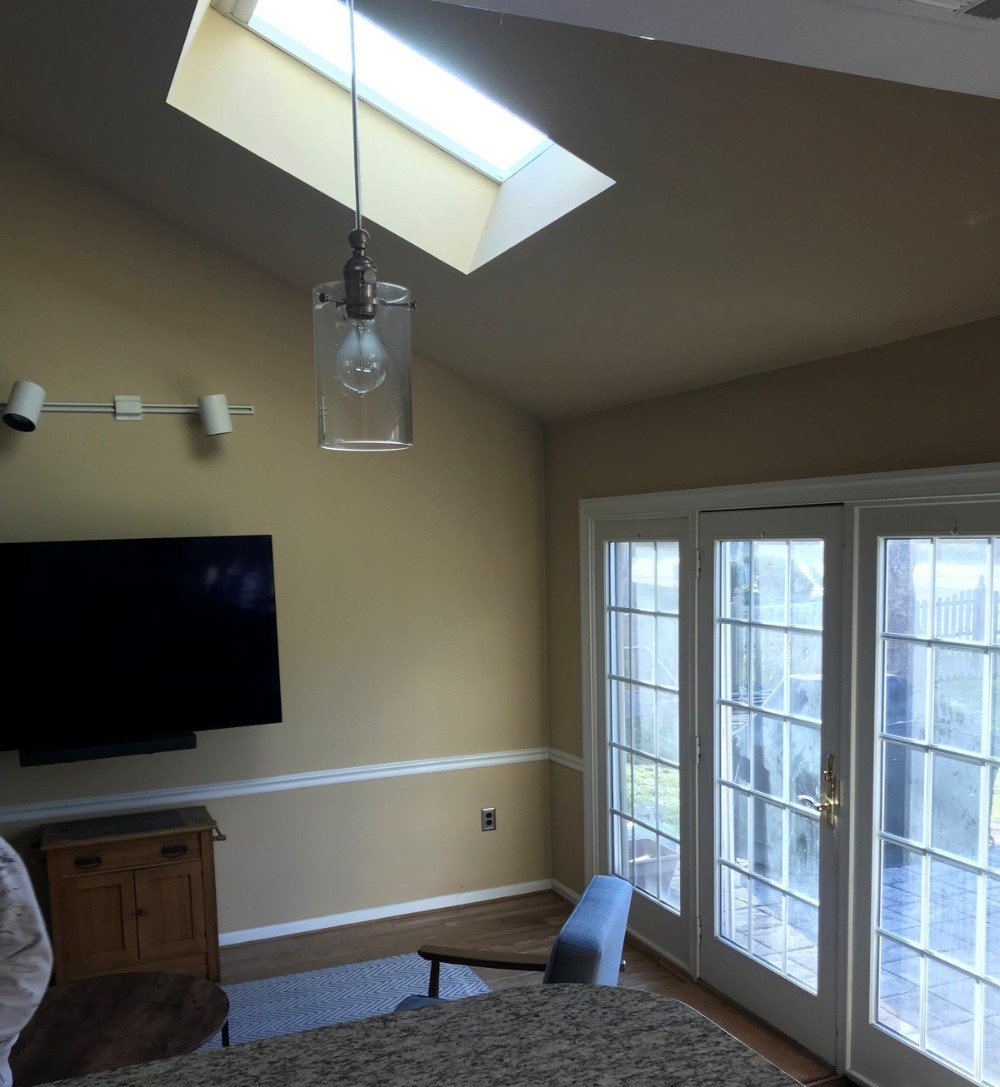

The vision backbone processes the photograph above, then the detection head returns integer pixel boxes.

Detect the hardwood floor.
[222,890,846,1084]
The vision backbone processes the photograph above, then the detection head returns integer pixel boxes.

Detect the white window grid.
[606,541,682,914]
[714,538,825,994]
[873,536,1000,1085]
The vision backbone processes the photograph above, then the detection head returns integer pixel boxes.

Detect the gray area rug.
[203,952,489,1047]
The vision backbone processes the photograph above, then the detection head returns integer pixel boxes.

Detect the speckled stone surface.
[43,984,801,1087]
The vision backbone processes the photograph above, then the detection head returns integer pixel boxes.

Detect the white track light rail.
[1,383,253,436]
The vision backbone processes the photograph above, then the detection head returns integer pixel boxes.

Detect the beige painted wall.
[544,313,1000,890]
[0,135,549,931]
[548,762,584,892]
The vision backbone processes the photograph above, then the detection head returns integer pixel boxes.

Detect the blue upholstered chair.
[395,875,633,1012]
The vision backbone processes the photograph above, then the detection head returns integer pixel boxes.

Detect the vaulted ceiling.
[2,1,999,419]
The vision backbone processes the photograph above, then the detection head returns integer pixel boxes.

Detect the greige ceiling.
[2,0,1000,420]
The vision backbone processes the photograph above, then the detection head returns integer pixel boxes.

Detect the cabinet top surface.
[41,807,217,850]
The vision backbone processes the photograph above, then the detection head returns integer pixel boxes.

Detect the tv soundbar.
[19,732,197,767]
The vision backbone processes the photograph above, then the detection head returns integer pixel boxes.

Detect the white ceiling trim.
[432,0,1000,101]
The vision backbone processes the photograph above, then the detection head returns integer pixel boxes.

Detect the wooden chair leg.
[428,960,441,998]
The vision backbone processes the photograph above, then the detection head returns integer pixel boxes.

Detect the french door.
[696,507,845,1064]
[587,469,1000,1086]
[852,502,1000,1087]
[593,518,696,969]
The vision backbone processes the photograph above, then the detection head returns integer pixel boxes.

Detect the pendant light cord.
[347,0,363,233]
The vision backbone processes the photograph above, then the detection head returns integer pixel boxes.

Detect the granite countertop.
[44,984,801,1087]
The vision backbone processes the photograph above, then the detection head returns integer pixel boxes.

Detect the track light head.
[2,381,46,432]
[198,394,233,437]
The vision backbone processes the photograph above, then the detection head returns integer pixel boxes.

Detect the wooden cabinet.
[42,807,222,984]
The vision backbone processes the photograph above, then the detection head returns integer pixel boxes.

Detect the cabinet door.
[59,870,139,979]
[135,860,206,961]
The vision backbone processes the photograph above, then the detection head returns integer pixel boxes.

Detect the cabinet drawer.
[53,833,202,876]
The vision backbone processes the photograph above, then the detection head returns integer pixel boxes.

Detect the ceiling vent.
[830,0,1000,25]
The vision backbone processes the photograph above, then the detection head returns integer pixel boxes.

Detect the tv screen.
[0,534,281,761]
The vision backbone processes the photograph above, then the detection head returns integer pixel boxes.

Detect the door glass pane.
[720,866,750,950]
[926,959,977,1074]
[884,639,929,741]
[882,742,925,846]
[791,540,824,630]
[876,936,923,1045]
[750,881,785,971]
[787,899,820,991]
[933,646,987,755]
[655,689,680,763]
[789,811,820,899]
[984,984,1000,1087]
[714,538,824,993]
[874,536,1000,1085]
[608,540,682,913]
[752,714,784,799]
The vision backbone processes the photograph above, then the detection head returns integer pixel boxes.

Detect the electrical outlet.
[481,806,497,831]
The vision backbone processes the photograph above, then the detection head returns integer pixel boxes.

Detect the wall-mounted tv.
[0,534,281,765]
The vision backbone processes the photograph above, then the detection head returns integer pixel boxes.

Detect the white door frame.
[580,460,1000,1076]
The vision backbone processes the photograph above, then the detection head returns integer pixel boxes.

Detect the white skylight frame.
[213,0,554,183]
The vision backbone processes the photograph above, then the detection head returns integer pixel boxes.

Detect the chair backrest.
[542,875,633,986]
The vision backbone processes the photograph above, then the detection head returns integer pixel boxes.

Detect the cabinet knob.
[136,907,149,918]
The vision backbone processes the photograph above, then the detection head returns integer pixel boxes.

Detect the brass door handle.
[798,754,840,828]
[797,794,835,821]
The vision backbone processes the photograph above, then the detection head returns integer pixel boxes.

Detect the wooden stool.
[10,971,229,1087]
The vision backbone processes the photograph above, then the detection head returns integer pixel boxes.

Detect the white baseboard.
[219,878,554,947]
[621,924,691,977]
[550,878,580,903]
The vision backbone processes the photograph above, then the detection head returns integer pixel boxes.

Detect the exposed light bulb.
[335,319,388,394]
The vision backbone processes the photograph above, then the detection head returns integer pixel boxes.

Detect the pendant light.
[313,0,414,451]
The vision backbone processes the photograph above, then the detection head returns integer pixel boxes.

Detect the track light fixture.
[0,386,252,436]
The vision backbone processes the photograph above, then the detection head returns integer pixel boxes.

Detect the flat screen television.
[0,534,281,765]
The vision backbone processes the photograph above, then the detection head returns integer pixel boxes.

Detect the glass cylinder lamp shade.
[314,280,413,451]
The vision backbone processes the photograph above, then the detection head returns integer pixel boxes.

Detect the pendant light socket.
[342,228,378,321]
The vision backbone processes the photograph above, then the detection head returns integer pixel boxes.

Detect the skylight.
[235,0,553,182]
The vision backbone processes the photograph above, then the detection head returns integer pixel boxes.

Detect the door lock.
[797,754,840,828]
